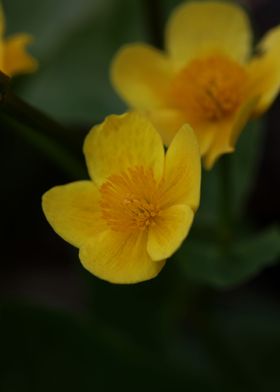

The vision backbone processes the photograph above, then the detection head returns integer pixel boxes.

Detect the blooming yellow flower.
[42,112,201,284]
[0,5,37,76]
[111,1,280,169]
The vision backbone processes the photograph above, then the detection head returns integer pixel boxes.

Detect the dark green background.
[1,0,280,391]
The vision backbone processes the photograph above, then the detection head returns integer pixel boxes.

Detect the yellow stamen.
[100,166,161,232]
[169,54,248,121]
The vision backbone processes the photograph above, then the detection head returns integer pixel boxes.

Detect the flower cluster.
[41,1,280,283]
[111,1,280,168]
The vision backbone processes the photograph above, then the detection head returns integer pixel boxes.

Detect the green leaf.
[231,120,263,217]
[177,226,280,288]
[4,0,147,123]
[0,302,216,391]
[208,298,280,390]
[194,120,263,231]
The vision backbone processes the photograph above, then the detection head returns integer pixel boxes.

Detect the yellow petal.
[111,43,173,109]
[166,1,252,68]
[248,26,280,116]
[203,97,257,169]
[147,204,193,262]
[80,230,165,284]
[84,112,165,186]
[42,181,105,248]
[162,124,201,211]
[0,41,3,72]
[179,112,217,156]
[203,120,234,170]
[192,122,216,157]
[2,33,38,76]
[148,109,216,156]
[146,108,187,145]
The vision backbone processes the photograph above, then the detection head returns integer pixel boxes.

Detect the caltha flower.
[0,5,37,76]
[111,1,280,169]
[42,113,201,284]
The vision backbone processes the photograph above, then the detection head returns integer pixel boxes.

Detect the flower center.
[100,166,161,232]
[169,54,247,121]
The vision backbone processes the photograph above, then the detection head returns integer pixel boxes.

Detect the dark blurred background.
[1,0,280,391]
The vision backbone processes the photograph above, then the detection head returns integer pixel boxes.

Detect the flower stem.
[219,155,233,250]
[143,0,164,49]
[1,111,86,179]
[191,306,262,391]
[0,71,86,179]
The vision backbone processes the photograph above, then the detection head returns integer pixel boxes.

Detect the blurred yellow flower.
[42,112,201,284]
[111,1,280,169]
[0,5,37,76]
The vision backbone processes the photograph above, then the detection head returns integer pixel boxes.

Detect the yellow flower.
[42,112,201,284]
[0,5,37,76]
[111,1,280,169]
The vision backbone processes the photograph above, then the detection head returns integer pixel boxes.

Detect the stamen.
[100,166,161,232]
[169,54,248,121]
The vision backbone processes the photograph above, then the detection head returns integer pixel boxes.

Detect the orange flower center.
[100,166,161,232]
[169,54,247,121]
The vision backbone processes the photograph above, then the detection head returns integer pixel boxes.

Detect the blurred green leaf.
[231,120,263,217]
[4,0,147,124]
[0,302,219,392]
[3,0,198,126]
[195,120,263,231]
[0,304,96,392]
[176,226,280,288]
[209,297,280,390]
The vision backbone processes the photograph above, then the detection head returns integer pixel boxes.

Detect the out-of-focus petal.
[166,1,252,68]
[204,97,257,169]
[248,26,280,116]
[2,34,38,76]
[111,43,173,109]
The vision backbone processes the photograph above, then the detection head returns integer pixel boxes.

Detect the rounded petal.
[147,204,194,261]
[203,97,257,169]
[162,124,201,211]
[111,43,173,109]
[84,112,165,186]
[2,34,38,76]
[42,181,105,248]
[248,26,280,116]
[80,231,165,284]
[166,1,252,68]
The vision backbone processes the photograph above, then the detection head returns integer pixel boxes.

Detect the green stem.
[0,71,86,179]
[4,91,71,139]
[219,155,233,249]
[143,0,164,49]
[191,309,262,392]
[0,111,86,179]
